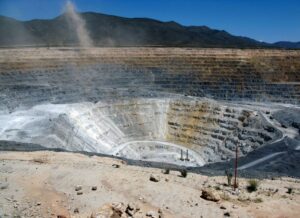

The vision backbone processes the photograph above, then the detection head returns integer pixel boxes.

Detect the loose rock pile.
[91,202,163,218]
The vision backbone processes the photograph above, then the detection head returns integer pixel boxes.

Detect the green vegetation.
[225,170,233,186]
[180,169,187,178]
[287,187,293,194]
[247,179,259,192]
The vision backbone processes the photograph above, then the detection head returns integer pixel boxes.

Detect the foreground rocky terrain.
[1,151,300,218]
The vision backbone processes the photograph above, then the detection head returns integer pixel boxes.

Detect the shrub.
[287,187,293,194]
[253,198,263,203]
[214,185,221,190]
[162,168,170,174]
[180,169,187,178]
[247,179,259,192]
[225,170,233,186]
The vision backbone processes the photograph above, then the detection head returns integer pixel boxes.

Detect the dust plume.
[64,0,93,47]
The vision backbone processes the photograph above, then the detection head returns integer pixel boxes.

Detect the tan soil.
[0,151,299,218]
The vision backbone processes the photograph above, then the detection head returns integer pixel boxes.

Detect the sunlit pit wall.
[0,47,299,110]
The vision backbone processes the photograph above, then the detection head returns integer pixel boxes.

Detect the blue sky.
[0,0,299,43]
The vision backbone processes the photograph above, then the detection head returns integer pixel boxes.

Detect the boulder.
[0,182,9,190]
[224,212,230,217]
[125,202,138,216]
[201,188,221,202]
[112,164,120,168]
[149,175,160,182]
[146,210,158,218]
[91,203,124,218]
[75,185,82,191]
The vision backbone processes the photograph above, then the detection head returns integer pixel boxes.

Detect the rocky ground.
[0,151,300,218]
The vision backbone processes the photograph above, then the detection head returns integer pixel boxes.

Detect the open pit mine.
[0,47,299,174]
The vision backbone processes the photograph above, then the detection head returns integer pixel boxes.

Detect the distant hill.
[273,41,300,49]
[0,12,298,48]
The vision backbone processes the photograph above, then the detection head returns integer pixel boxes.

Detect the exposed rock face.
[0,48,299,107]
[0,97,280,166]
[0,48,299,166]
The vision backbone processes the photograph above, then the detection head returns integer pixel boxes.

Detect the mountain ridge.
[0,12,298,48]
[273,41,300,49]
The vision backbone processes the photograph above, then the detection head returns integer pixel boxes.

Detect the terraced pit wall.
[0,48,299,166]
[1,48,300,107]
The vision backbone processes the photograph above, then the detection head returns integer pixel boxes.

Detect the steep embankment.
[0,98,281,166]
[0,48,299,107]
